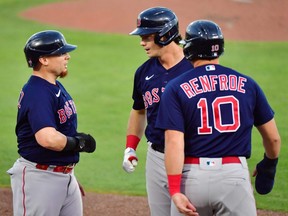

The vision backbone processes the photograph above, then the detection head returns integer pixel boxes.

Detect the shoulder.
[219,65,258,84]
[24,76,57,98]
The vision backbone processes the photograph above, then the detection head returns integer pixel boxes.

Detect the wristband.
[126,135,140,150]
[167,174,182,196]
[62,136,78,151]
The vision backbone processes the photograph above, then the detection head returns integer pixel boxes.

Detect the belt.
[151,143,164,153]
[36,163,75,174]
[184,156,241,164]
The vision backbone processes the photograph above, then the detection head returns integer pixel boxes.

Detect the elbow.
[272,134,281,148]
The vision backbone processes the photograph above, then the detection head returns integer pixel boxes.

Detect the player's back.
[157,64,274,158]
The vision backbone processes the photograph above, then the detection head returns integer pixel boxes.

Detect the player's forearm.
[257,118,281,159]
[126,109,146,138]
[263,138,281,159]
[35,127,67,151]
[124,109,146,150]
[165,130,185,197]
[164,130,185,174]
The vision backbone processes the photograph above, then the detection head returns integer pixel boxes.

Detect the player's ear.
[38,56,48,66]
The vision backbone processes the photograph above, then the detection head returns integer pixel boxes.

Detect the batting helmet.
[130,7,180,46]
[182,20,224,61]
[24,30,77,68]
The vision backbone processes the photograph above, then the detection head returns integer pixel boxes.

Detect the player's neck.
[158,44,184,69]
[32,70,57,85]
[193,58,219,68]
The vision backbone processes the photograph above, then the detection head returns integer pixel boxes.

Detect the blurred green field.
[0,0,287,213]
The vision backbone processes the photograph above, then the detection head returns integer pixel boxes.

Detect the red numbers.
[197,98,212,134]
[211,44,219,52]
[197,96,240,134]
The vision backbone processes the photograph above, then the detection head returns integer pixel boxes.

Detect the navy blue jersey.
[132,57,193,146]
[16,76,79,165]
[156,64,274,158]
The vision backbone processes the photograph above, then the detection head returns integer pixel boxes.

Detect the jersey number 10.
[197,95,240,134]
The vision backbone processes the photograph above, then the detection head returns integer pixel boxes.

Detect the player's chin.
[146,52,155,58]
[59,70,68,78]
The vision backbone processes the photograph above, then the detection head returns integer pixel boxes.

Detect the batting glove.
[75,133,96,153]
[122,147,138,173]
[255,154,278,195]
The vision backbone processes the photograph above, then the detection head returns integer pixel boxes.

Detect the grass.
[0,0,287,213]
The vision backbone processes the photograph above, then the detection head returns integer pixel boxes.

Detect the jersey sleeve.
[253,82,274,126]
[132,67,145,110]
[28,88,57,133]
[156,82,185,132]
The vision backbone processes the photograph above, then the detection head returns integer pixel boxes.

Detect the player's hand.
[253,153,278,195]
[172,193,199,216]
[122,147,138,173]
[75,132,96,153]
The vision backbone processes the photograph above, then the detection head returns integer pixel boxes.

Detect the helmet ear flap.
[183,41,194,61]
[155,19,180,46]
[155,31,179,46]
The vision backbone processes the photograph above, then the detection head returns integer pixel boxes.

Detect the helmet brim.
[51,44,77,55]
[129,27,160,36]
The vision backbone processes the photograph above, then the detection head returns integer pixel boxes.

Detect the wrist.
[167,174,182,196]
[263,153,278,166]
[126,135,140,150]
[63,136,78,151]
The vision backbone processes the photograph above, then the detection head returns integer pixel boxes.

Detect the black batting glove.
[75,132,96,153]
[255,153,278,195]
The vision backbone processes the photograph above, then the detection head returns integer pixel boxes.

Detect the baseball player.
[7,30,96,216]
[122,7,193,216]
[156,20,281,216]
